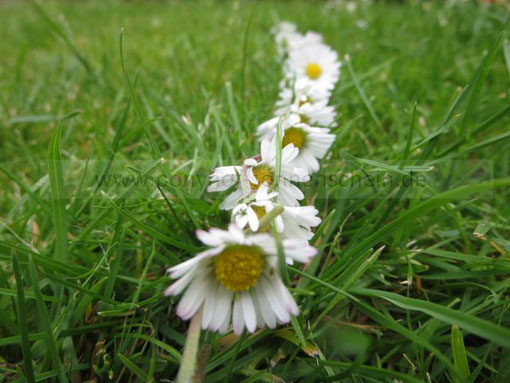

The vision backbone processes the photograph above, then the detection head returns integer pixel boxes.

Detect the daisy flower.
[276,77,332,110]
[285,42,340,92]
[272,21,298,57]
[272,22,323,58]
[275,95,337,128]
[165,224,317,334]
[232,183,321,241]
[207,138,310,209]
[274,78,336,126]
[256,114,336,174]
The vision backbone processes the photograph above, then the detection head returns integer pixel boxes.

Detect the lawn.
[1,0,510,382]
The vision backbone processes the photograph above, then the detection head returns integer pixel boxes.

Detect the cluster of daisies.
[165,22,340,335]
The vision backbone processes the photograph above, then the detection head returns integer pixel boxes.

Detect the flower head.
[207,138,310,209]
[275,96,337,128]
[165,224,317,334]
[272,22,323,58]
[232,183,321,241]
[257,114,336,174]
[285,42,340,92]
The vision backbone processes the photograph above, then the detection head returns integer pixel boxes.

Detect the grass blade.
[345,55,382,131]
[353,288,510,348]
[12,255,36,383]
[451,325,470,382]
[458,32,504,138]
[101,191,198,252]
[27,256,67,383]
[118,354,148,382]
[48,123,68,262]
[29,0,94,75]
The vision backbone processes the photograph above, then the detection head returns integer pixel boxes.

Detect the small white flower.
[207,138,310,209]
[275,77,336,128]
[285,42,340,92]
[277,78,332,110]
[232,183,321,241]
[272,22,323,58]
[257,114,336,174]
[165,224,317,334]
[275,94,337,128]
[232,183,281,232]
[285,31,324,53]
[272,21,298,57]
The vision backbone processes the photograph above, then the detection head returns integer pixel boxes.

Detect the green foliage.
[0,0,509,382]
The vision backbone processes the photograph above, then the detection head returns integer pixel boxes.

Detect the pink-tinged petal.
[168,250,217,279]
[244,158,258,167]
[246,167,258,185]
[196,229,224,247]
[164,266,198,296]
[175,277,210,320]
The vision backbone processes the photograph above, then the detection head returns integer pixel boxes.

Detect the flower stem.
[176,309,202,383]
[257,205,284,232]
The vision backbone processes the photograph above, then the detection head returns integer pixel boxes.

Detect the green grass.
[1,0,510,381]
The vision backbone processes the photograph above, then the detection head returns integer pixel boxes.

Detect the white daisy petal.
[247,207,259,231]
[168,249,219,278]
[244,158,258,167]
[241,292,257,333]
[176,276,210,320]
[260,275,290,323]
[166,224,316,334]
[233,298,244,335]
[210,287,233,332]
[253,284,277,328]
[201,282,219,329]
[220,189,243,210]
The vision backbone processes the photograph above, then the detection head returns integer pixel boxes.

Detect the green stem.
[176,309,202,383]
[257,205,284,232]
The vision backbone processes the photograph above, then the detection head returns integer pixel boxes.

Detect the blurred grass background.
[1,0,510,382]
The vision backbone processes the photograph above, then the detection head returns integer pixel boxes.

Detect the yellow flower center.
[250,165,274,190]
[306,63,322,79]
[213,245,265,291]
[299,114,309,124]
[282,127,307,149]
[251,205,269,232]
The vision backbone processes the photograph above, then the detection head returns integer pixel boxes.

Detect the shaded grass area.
[1,0,510,381]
